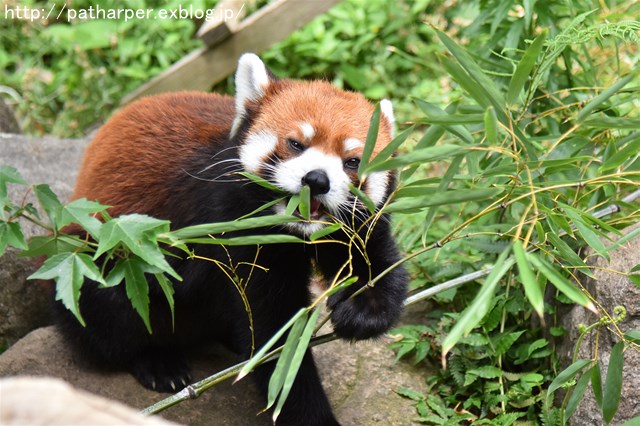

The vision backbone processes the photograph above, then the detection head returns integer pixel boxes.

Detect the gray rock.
[0,133,90,347]
[558,223,640,424]
[0,326,268,425]
[1,376,178,425]
[0,325,423,425]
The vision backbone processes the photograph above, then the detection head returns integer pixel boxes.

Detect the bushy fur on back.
[56,54,408,426]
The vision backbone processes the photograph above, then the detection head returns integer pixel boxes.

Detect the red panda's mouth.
[293,197,325,221]
[309,198,323,219]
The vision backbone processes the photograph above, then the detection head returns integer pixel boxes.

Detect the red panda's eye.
[344,157,360,170]
[287,138,304,152]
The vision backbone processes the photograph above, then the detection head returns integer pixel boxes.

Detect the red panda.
[55,54,407,425]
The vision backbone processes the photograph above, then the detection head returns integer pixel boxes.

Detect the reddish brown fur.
[73,92,235,218]
[253,80,392,161]
[74,82,392,218]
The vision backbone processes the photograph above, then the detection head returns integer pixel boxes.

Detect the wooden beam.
[196,0,249,47]
[122,0,341,105]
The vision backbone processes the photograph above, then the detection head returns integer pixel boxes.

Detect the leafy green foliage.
[386,0,639,423]
[1,0,217,136]
[29,252,105,326]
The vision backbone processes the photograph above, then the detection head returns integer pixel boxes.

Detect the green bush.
[0,0,216,136]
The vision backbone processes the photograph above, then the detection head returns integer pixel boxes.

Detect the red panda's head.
[231,54,396,236]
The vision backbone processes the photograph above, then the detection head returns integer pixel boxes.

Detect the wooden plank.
[122,0,341,105]
[196,0,249,47]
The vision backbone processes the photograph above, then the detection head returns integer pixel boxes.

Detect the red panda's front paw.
[328,289,403,340]
[130,348,192,393]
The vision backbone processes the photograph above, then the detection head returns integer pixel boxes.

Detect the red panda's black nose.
[302,169,330,196]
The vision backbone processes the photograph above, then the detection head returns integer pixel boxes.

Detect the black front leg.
[318,221,408,340]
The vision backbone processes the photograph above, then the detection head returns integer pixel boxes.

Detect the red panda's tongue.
[310,198,322,218]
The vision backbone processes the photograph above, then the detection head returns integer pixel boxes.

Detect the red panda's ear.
[231,53,273,137]
[380,99,396,138]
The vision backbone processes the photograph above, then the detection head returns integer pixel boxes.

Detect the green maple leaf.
[59,198,109,239]
[21,235,86,257]
[0,166,26,213]
[34,184,64,228]
[94,214,179,280]
[105,257,175,333]
[0,221,28,256]
[110,257,151,333]
[28,252,105,326]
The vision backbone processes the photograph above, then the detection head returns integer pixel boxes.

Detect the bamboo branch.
[142,189,639,415]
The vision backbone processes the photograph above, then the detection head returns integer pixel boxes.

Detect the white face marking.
[364,171,390,207]
[273,147,350,213]
[299,122,316,140]
[231,53,271,137]
[344,138,364,153]
[239,130,277,173]
[380,99,396,137]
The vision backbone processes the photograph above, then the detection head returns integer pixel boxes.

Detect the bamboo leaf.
[507,30,548,105]
[592,361,603,409]
[299,185,311,220]
[385,188,502,214]
[564,368,593,423]
[94,214,179,280]
[435,29,507,109]
[272,308,321,422]
[546,233,592,276]
[441,247,514,361]
[602,342,624,424]
[310,223,342,241]
[439,54,491,109]
[624,330,640,344]
[416,114,485,125]
[366,144,465,174]
[358,103,381,179]
[414,99,475,145]
[422,155,463,241]
[236,308,308,381]
[186,234,305,246]
[528,252,595,312]
[484,107,498,145]
[285,195,300,216]
[561,204,610,261]
[584,116,640,130]
[514,241,544,320]
[266,311,308,409]
[366,125,414,173]
[600,135,640,172]
[167,215,300,240]
[605,227,640,255]
[237,171,287,194]
[545,359,592,407]
[618,417,640,426]
[348,184,376,214]
[577,74,635,123]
